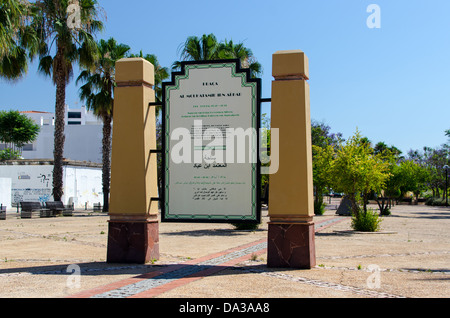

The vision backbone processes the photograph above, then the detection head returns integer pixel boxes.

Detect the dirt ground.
[0,200,448,298]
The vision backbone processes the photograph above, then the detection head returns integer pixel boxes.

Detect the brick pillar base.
[106,220,159,264]
[267,222,316,269]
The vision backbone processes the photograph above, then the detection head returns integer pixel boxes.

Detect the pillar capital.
[272,50,309,80]
[115,58,155,86]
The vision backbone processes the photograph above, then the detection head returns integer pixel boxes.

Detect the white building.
[0,106,105,209]
[18,105,105,163]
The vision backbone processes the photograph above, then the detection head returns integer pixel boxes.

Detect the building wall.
[22,124,104,163]
[17,106,105,164]
[0,161,103,209]
[64,165,103,208]
[0,178,12,209]
[0,164,53,205]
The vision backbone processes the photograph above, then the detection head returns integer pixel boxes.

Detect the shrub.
[425,197,447,206]
[0,148,21,160]
[351,208,382,232]
[314,201,326,215]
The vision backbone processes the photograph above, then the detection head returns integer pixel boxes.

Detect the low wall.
[0,160,103,208]
[0,178,11,209]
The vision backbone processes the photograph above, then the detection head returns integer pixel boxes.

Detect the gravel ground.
[0,200,448,298]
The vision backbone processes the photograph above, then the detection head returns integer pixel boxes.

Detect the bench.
[20,202,48,218]
[45,201,74,217]
[93,202,102,212]
[0,205,6,220]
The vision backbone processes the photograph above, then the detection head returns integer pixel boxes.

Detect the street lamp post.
[444,165,449,207]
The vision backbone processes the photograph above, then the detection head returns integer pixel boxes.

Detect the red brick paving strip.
[69,217,346,298]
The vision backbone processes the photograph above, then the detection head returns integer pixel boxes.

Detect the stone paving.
[0,200,448,299]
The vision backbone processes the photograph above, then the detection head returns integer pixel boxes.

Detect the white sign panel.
[162,60,260,223]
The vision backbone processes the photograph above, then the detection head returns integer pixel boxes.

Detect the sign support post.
[267,50,316,269]
[106,58,160,263]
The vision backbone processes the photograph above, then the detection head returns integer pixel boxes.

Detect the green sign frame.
[161,59,261,223]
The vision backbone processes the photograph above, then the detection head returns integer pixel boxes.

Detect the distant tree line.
[312,121,450,216]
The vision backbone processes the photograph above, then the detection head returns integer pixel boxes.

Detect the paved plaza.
[0,199,448,299]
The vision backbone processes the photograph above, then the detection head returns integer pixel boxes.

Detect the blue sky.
[1,0,449,154]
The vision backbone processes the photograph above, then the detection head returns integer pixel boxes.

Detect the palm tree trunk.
[102,114,112,212]
[52,50,66,202]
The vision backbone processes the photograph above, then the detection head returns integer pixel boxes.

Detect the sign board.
[162,60,261,223]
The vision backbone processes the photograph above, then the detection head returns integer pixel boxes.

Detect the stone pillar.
[267,50,316,269]
[106,58,159,263]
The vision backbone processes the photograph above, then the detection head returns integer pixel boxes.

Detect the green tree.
[310,120,343,213]
[312,143,334,214]
[330,129,391,218]
[311,120,344,150]
[371,142,403,214]
[173,33,262,78]
[217,39,262,78]
[407,130,449,203]
[260,113,271,203]
[173,33,219,68]
[0,110,40,158]
[376,163,400,215]
[409,146,448,199]
[77,37,130,212]
[396,159,429,202]
[31,0,103,201]
[373,141,403,161]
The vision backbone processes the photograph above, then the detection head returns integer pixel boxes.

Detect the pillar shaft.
[267,50,316,269]
[107,58,159,263]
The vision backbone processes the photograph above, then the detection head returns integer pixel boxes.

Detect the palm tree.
[30,0,103,201]
[218,39,262,78]
[0,0,37,80]
[172,33,219,70]
[173,34,262,78]
[77,37,130,212]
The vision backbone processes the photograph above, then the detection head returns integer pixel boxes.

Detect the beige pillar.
[267,50,316,268]
[106,58,159,263]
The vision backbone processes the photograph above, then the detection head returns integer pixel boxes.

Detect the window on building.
[22,144,34,151]
[68,121,82,125]
[68,112,82,119]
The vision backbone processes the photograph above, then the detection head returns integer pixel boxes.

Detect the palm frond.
[37,54,53,77]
